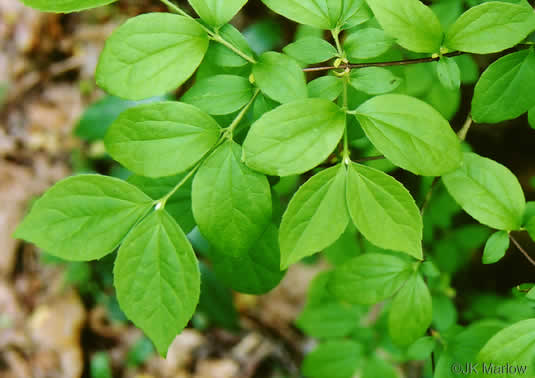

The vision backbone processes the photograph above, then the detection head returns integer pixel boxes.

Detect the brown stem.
[303,51,464,73]
[356,155,385,163]
[509,234,535,267]
[457,115,473,141]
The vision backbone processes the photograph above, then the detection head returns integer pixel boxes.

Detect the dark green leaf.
[329,253,412,304]
[302,340,363,378]
[128,173,195,233]
[388,272,432,346]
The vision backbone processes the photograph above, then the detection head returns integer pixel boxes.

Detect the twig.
[457,115,473,141]
[356,155,386,163]
[509,234,535,267]
[303,51,464,72]
[420,177,440,216]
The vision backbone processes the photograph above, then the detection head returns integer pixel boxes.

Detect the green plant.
[14,0,535,375]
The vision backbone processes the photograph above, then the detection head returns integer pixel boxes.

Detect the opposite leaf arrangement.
[15,0,535,372]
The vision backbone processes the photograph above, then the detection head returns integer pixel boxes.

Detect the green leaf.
[128,173,195,233]
[308,76,343,101]
[114,210,200,357]
[407,336,437,361]
[181,75,254,115]
[346,163,423,259]
[442,152,525,231]
[432,294,458,331]
[261,0,331,29]
[192,141,272,257]
[243,99,345,176]
[302,340,363,378]
[434,320,506,378]
[482,231,510,264]
[208,224,285,294]
[355,94,462,176]
[261,0,366,30]
[344,28,394,60]
[431,0,463,30]
[444,2,535,54]
[104,102,220,178]
[197,263,239,330]
[324,225,360,265]
[436,57,461,91]
[252,52,307,104]
[90,352,112,378]
[283,37,338,64]
[296,303,363,339]
[187,0,247,26]
[472,49,535,124]
[14,175,152,261]
[477,319,535,377]
[20,0,115,12]
[362,355,399,378]
[529,107,535,129]
[96,13,209,100]
[455,54,480,85]
[349,67,402,95]
[366,0,443,53]
[388,272,432,346]
[204,24,254,68]
[279,165,349,269]
[74,95,172,142]
[243,20,283,55]
[525,217,535,242]
[329,253,412,304]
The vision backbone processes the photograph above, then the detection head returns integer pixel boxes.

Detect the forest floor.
[0,2,321,377]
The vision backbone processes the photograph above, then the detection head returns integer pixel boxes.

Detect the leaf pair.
[261,0,368,30]
[329,253,431,346]
[15,175,200,356]
[367,0,535,55]
[279,163,423,269]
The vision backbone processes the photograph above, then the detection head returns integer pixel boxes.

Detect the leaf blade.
[279,165,349,269]
[442,153,525,231]
[104,101,221,178]
[243,99,346,176]
[96,13,209,100]
[346,163,423,259]
[355,94,462,176]
[192,141,272,257]
[114,210,200,356]
[14,175,153,261]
